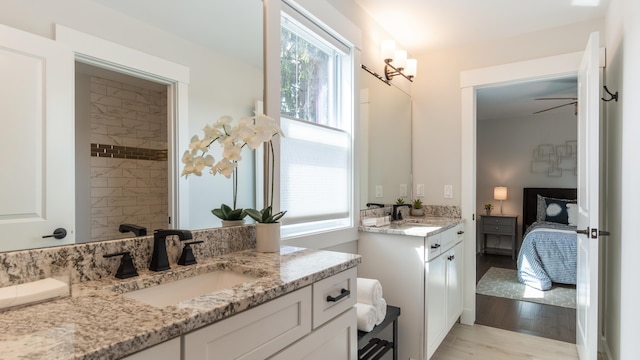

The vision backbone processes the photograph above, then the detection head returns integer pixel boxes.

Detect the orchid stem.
[269,140,274,208]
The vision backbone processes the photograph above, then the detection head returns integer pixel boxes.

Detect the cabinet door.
[446,242,464,327]
[0,24,75,251]
[269,307,357,360]
[426,254,447,359]
[184,287,311,360]
[122,337,180,360]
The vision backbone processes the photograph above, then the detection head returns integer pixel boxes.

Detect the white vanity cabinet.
[121,337,181,360]
[184,268,357,360]
[358,223,465,360]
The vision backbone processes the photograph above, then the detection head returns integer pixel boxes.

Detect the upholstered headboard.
[522,187,577,234]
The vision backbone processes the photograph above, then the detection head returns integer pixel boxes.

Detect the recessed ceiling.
[353,0,609,54]
[476,77,578,121]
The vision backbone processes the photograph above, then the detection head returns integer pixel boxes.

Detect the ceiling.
[88,0,263,68]
[87,0,604,121]
[476,77,578,121]
[352,0,609,54]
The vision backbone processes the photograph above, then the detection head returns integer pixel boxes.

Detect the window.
[279,5,355,238]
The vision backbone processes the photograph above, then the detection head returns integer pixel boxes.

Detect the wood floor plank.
[432,324,579,360]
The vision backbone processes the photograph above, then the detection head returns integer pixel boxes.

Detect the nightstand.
[480,214,518,259]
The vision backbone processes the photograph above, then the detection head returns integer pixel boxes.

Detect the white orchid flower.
[222,142,243,162]
[193,155,214,174]
[211,158,237,178]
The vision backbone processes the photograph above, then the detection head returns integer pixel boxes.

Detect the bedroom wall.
[476,108,577,250]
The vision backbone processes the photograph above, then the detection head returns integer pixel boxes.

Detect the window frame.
[264,0,361,248]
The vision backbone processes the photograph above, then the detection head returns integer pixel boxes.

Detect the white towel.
[375,297,387,325]
[357,277,383,306]
[356,303,377,332]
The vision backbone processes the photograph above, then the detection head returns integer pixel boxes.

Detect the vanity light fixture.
[494,186,508,215]
[381,40,417,82]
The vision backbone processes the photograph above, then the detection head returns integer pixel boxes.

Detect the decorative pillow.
[536,195,577,225]
[567,203,578,226]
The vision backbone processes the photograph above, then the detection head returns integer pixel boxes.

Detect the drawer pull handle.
[457,231,464,235]
[448,255,455,261]
[327,288,350,302]
[431,243,441,249]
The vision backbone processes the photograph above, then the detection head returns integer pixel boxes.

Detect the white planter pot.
[255,222,281,253]
[221,219,245,227]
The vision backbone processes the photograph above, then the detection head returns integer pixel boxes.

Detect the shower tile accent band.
[90,143,167,161]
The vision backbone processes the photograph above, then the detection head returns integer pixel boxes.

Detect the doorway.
[75,63,169,243]
[458,50,587,325]
[473,77,578,343]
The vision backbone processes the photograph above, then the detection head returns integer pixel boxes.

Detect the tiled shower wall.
[89,76,168,241]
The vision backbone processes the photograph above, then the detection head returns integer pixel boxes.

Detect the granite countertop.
[358,217,464,237]
[0,246,361,360]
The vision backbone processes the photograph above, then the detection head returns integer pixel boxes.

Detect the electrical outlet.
[444,185,453,198]
[416,184,425,197]
[376,185,383,198]
[400,184,407,197]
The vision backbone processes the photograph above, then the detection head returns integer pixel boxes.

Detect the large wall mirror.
[360,68,412,208]
[0,0,263,252]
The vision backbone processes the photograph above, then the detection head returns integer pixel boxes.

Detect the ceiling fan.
[533,97,578,115]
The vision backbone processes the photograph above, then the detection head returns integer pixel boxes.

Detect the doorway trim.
[55,25,191,229]
[459,49,604,325]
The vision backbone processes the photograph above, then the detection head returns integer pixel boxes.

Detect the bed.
[517,188,578,291]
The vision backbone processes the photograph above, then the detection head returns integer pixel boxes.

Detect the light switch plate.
[376,185,383,198]
[400,184,407,197]
[416,184,425,197]
[444,185,453,198]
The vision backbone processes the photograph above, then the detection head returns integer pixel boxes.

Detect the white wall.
[411,18,605,206]
[477,109,577,246]
[604,0,640,359]
[0,0,263,230]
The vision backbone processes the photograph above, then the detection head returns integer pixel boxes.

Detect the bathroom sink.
[123,270,257,308]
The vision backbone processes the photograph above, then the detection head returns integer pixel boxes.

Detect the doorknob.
[576,227,610,238]
[42,228,67,240]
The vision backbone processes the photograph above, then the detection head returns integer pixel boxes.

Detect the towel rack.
[357,305,401,360]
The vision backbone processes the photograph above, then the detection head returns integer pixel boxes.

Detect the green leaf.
[212,204,247,220]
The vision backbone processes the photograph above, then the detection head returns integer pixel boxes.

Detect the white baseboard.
[460,308,474,325]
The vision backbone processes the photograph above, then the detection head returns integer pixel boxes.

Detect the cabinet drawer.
[184,286,311,360]
[426,233,441,261]
[482,216,513,226]
[482,223,514,235]
[312,267,357,329]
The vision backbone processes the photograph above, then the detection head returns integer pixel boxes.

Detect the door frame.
[459,49,605,326]
[54,25,191,229]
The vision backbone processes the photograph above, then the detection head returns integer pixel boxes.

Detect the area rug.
[476,267,576,309]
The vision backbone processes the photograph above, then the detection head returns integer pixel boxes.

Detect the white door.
[576,31,601,360]
[0,24,75,251]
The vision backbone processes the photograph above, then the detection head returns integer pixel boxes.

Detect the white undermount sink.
[123,270,257,308]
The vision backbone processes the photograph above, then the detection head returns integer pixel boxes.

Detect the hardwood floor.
[475,253,576,343]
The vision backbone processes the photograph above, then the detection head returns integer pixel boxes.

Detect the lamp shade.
[494,186,508,201]
[381,40,396,61]
[405,59,417,77]
[394,49,407,69]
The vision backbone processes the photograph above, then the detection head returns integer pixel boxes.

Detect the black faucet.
[119,223,147,237]
[150,229,192,271]
[392,204,412,220]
